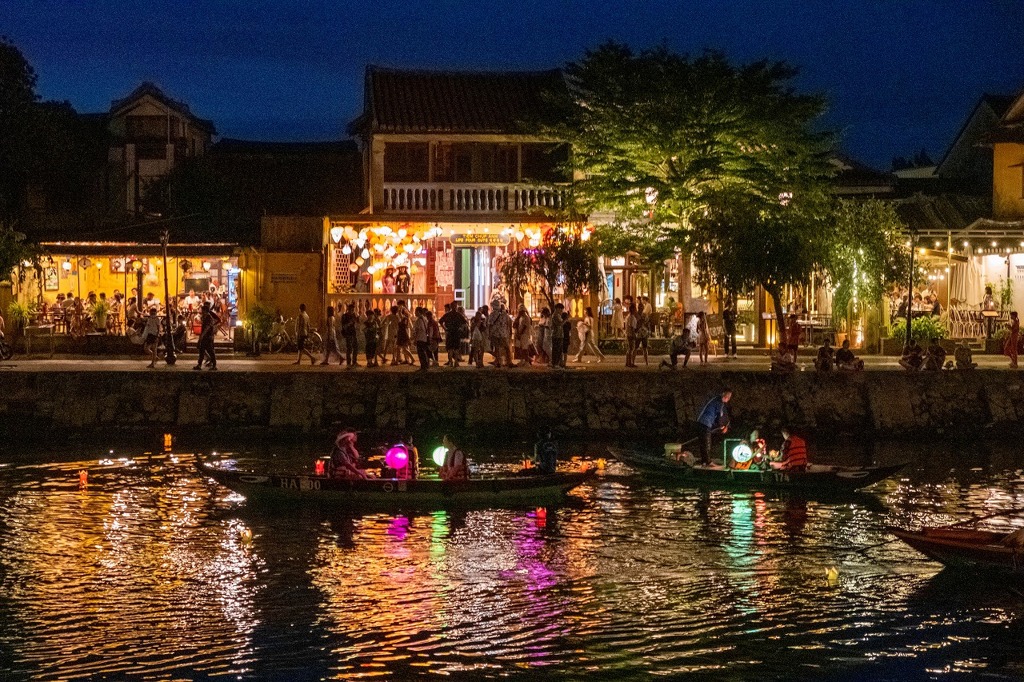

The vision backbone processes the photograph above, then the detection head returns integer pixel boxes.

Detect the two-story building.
[316,66,574,316]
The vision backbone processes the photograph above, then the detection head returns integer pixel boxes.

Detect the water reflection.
[0,441,1023,678]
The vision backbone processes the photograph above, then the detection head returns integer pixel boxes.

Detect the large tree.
[550,42,835,313]
[0,37,40,223]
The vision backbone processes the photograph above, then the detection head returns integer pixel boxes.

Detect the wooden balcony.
[382,183,567,214]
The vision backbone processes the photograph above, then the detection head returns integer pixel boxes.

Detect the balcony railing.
[382,183,568,214]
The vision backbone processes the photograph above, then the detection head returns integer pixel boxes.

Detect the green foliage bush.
[889,315,946,345]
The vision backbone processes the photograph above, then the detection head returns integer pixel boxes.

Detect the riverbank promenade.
[0,352,1016,372]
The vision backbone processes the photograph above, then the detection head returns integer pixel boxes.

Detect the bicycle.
[269,318,324,355]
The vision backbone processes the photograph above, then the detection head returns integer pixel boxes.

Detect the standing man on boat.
[696,389,732,466]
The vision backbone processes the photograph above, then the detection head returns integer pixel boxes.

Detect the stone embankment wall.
[0,370,1021,442]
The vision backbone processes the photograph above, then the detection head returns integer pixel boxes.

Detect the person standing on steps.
[413,307,431,371]
[293,303,316,366]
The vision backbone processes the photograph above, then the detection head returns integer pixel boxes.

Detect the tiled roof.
[110,81,216,134]
[895,193,990,235]
[352,66,568,135]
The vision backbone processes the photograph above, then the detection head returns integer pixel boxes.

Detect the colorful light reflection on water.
[0,442,1023,679]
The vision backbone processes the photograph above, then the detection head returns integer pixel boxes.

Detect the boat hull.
[608,447,904,492]
[197,458,595,509]
[891,527,1024,574]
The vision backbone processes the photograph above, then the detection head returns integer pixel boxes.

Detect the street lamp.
[160,230,176,365]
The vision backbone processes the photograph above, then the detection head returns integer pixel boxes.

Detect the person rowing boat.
[695,389,732,465]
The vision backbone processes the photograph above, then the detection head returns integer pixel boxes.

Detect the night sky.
[5,0,1024,169]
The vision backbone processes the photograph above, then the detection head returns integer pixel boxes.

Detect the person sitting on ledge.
[771,349,797,373]
[922,337,946,371]
[899,340,924,371]
[834,339,864,371]
[814,338,834,372]
[954,341,977,370]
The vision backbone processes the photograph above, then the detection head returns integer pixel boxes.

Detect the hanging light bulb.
[360,248,370,260]
[355,257,365,266]
[62,259,72,272]
[342,244,352,255]
[348,263,359,273]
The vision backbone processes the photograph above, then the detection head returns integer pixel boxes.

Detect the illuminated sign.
[450,234,510,247]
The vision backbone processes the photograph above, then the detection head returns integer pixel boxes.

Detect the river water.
[1,438,1023,680]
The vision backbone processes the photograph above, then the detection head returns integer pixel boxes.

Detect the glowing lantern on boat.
[432,446,448,467]
[385,444,409,470]
[731,443,753,463]
[163,433,173,450]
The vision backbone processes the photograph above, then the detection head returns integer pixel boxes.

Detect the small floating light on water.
[314,459,325,476]
[596,458,607,470]
[163,433,173,450]
[78,470,88,488]
[239,528,253,544]
[825,566,839,583]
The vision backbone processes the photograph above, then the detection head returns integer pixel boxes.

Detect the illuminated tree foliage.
[500,222,601,309]
[825,199,910,323]
[549,42,835,299]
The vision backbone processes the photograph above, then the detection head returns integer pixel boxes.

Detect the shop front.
[19,242,241,335]
[324,219,551,315]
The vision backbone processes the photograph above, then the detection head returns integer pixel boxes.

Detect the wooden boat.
[890,526,1024,573]
[607,446,905,492]
[196,456,595,508]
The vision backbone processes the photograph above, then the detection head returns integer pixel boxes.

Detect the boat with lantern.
[196,456,595,508]
[890,526,1024,574]
[607,445,904,493]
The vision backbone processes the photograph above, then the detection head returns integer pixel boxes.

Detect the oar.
[943,505,1024,529]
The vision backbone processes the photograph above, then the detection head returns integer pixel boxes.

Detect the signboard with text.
[450,234,510,247]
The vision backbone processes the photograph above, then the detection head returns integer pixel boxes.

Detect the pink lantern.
[385,444,409,470]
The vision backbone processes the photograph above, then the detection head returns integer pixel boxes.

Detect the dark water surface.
[1,438,1024,680]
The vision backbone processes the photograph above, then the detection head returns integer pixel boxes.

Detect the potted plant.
[243,302,275,356]
[6,300,34,337]
[91,299,110,333]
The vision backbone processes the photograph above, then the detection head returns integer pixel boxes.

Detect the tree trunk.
[766,284,786,349]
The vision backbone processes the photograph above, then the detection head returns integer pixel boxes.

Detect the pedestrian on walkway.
[574,307,604,363]
[723,295,737,359]
[488,303,512,367]
[341,303,359,367]
[293,303,316,366]
[397,304,416,365]
[560,310,571,367]
[537,307,552,364]
[413,307,431,371]
[320,306,342,365]
[470,310,486,368]
[625,302,638,367]
[1006,311,1020,369]
[364,308,381,367]
[383,305,399,365]
[143,307,161,368]
[426,309,441,366]
[195,300,220,370]
[514,304,534,367]
[696,311,710,366]
[550,304,564,368]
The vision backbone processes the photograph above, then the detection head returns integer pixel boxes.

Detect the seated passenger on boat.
[778,428,808,472]
[440,434,471,481]
[533,430,558,474]
[330,430,369,480]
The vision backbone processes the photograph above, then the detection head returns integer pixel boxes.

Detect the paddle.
[942,505,1024,529]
